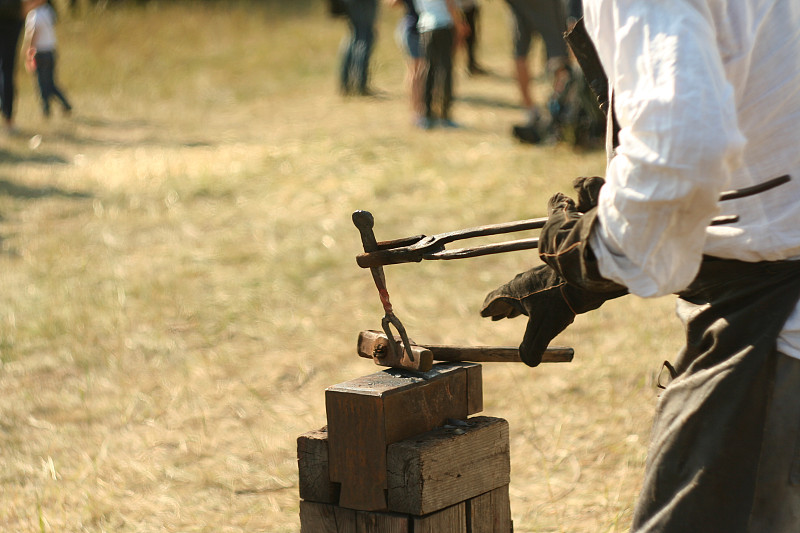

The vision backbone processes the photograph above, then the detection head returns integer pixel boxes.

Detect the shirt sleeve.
[24,11,35,35]
[589,2,746,297]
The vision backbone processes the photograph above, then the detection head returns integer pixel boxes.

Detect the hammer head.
[357,330,434,372]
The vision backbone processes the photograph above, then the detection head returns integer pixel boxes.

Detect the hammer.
[357,330,574,372]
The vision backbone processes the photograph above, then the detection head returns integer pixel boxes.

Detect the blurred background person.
[22,0,73,119]
[414,0,469,129]
[455,0,487,76]
[339,0,379,96]
[0,0,23,134]
[389,0,425,125]
[505,0,570,144]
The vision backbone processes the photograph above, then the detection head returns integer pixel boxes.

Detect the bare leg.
[410,57,424,119]
[514,57,539,125]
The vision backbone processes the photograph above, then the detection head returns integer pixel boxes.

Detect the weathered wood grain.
[386,416,510,515]
[299,501,356,533]
[326,363,483,511]
[297,426,340,504]
[467,486,512,533]
[355,510,409,533]
[412,502,467,533]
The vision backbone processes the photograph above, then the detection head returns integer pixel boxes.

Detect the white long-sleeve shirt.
[582,1,800,358]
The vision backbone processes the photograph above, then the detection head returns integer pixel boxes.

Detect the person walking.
[0,0,23,133]
[482,1,800,530]
[22,0,72,119]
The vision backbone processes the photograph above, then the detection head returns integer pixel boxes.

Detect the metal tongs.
[357,175,791,269]
[353,175,790,366]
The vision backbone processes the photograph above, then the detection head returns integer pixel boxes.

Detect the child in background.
[22,0,72,118]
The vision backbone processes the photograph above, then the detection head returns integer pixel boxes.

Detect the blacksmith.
[481,1,800,531]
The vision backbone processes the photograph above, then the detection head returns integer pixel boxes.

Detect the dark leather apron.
[633,259,800,532]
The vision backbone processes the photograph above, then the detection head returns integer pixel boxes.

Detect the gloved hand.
[572,176,605,213]
[480,264,626,366]
[539,177,626,292]
[481,177,627,366]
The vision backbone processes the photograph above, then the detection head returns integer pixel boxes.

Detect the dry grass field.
[0,1,685,531]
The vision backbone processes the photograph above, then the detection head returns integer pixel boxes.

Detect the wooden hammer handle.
[423,344,573,363]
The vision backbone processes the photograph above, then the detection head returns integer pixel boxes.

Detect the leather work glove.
[480,264,626,366]
[572,176,605,213]
[539,177,626,292]
[481,177,626,366]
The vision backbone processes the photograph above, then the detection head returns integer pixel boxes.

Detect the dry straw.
[0,2,681,531]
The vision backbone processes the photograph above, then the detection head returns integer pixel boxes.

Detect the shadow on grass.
[70,116,150,129]
[0,146,69,165]
[456,93,521,111]
[0,178,93,200]
[0,177,93,258]
[64,115,214,149]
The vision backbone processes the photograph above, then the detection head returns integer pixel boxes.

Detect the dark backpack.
[0,0,21,20]
[328,0,347,17]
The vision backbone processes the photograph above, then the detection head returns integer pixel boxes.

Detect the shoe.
[416,117,435,130]
[512,123,542,144]
[439,118,461,129]
[357,87,386,99]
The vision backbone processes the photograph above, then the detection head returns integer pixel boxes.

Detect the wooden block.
[300,501,411,533]
[297,426,340,504]
[299,501,356,533]
[467,486,512,533]
[326,362,483,511]
[355,510,409,532]
[466,364,483,415]
[413,502,467,533]
[386,416,510,516]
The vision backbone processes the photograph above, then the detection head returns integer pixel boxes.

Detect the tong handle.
[353,210,414,362]
[353,210,379,253]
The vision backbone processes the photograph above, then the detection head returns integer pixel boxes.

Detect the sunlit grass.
[0,2,682,531]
